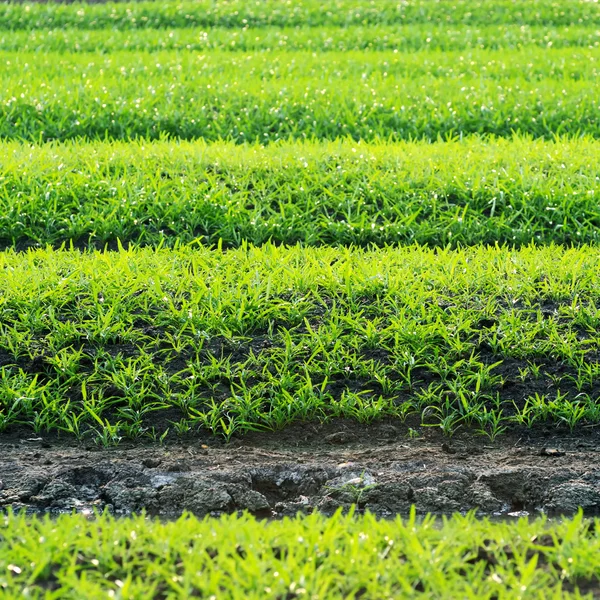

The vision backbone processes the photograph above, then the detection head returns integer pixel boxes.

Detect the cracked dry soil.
[2,421,600,519]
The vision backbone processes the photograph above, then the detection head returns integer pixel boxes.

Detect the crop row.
[2,48,599,142]
[2,24,600,54]
[7,47,600,82]
[0,0,596,31]
[1,137,600,248]
[1,509,598,598]
[2,244,600,443]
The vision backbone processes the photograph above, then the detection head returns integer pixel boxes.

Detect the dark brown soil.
[3,420,600,519]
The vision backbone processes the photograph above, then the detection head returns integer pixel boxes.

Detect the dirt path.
[2,421,600,519]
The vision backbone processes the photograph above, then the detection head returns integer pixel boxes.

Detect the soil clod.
[540,448,566,457]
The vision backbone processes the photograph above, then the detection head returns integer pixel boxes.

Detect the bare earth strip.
[2,422,600,519]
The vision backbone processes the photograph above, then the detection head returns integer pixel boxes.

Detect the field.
[2,0,600,597]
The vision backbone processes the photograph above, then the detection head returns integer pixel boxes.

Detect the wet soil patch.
[3,422,600,519]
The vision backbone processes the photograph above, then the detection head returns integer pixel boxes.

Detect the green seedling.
[1,508,599,597]
[0,244,599,442]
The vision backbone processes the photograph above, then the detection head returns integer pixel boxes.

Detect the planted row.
[7,47,600,86]
[3,24,600,54]
[0,0,596,31]
[1,510,598,598]
[2,244,600,442]
[1,137,600,248]
[1,48,600,141]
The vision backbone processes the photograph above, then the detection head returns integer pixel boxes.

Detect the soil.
[3,420,600,519]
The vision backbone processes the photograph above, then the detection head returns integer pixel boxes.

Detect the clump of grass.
[1,508,598,598]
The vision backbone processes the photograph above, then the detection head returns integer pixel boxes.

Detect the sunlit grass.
[2,23,600,54]
[1,47,600,141]
[1,244,600,443]
[1,509,598,598]
[0,0,596,31]
[2,136,600,248]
